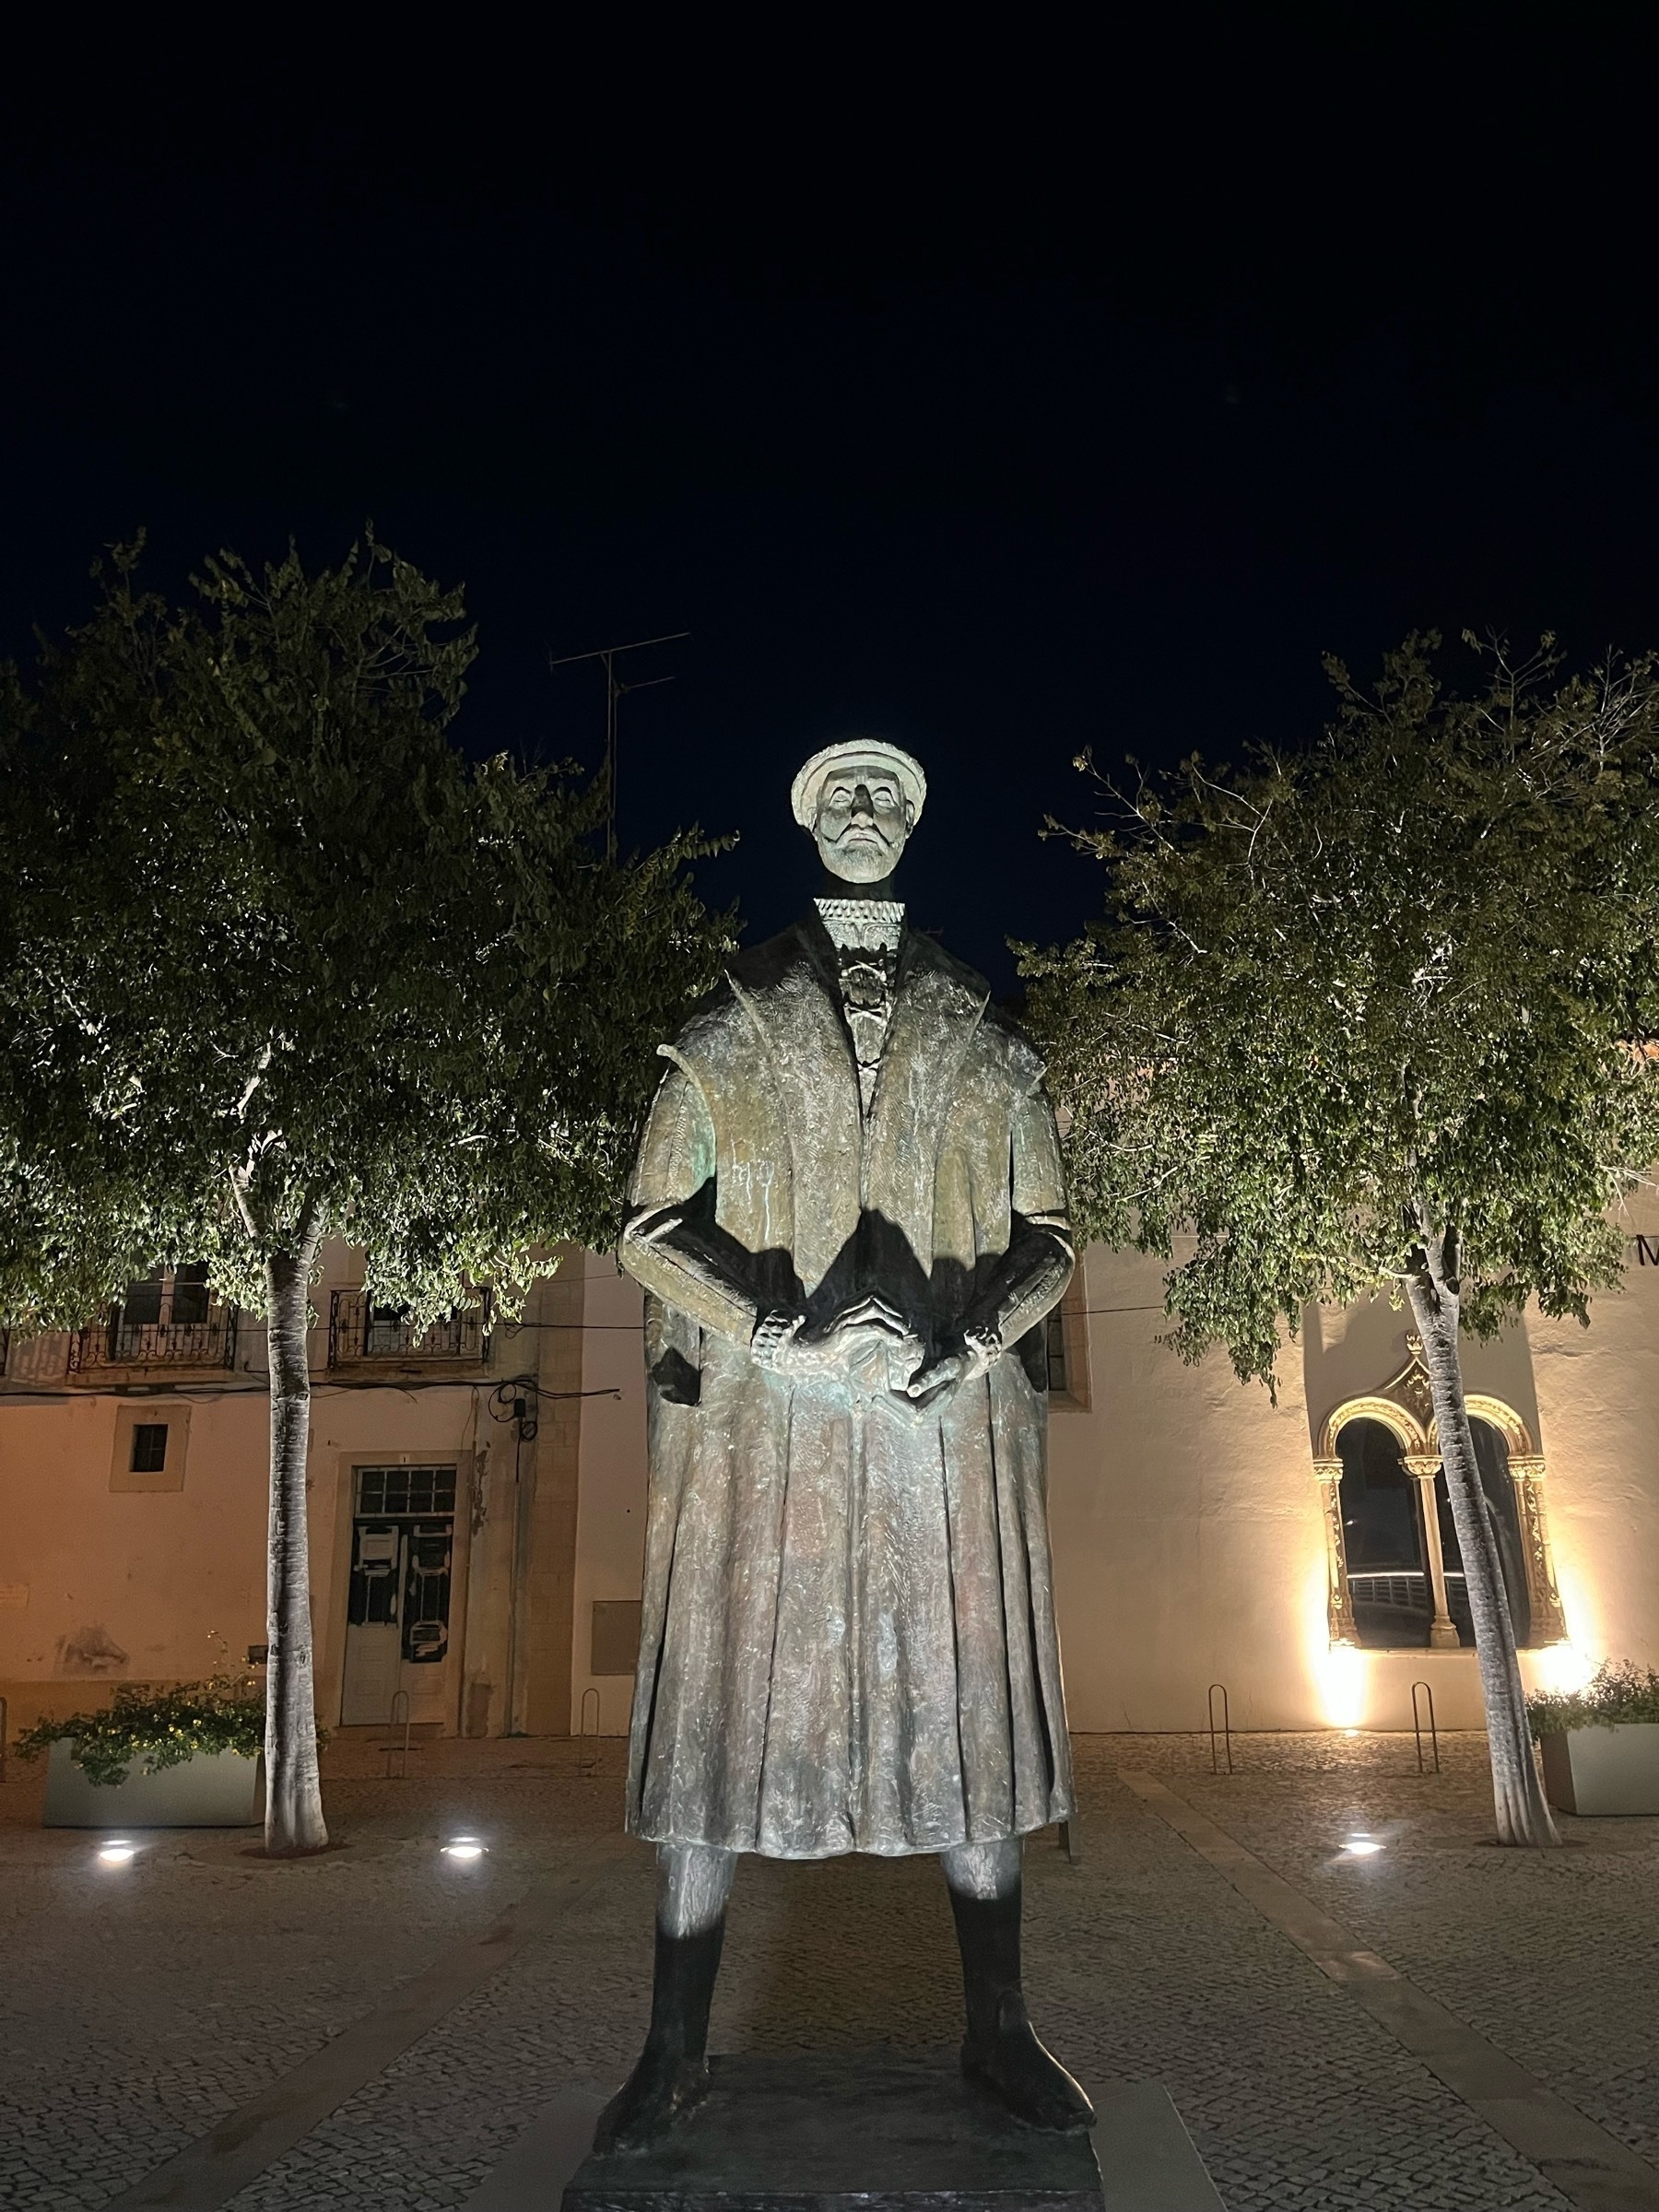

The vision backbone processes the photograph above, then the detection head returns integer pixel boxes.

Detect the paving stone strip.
[100,1832,632,2212]
[1119,1770,1659,2212]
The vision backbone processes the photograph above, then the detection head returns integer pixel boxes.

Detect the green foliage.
[15,1676,268,1787]
[0,533,734,1321]
[0,534,732,1853]
[1021,634,1659,1386]
[1527,1659,1659,1737]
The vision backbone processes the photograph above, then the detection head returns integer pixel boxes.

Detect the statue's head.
[790,740,927,887]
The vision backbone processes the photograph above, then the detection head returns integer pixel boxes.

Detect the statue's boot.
[948,1881,1095,2132]
[592,1919,726,2153]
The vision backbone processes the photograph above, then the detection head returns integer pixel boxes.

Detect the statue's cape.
[661,916,1043,1307]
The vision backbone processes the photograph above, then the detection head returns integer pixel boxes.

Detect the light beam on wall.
[1304,1556,1369,1726]
[1531,1642,1595,1697]
[1319,1643,1367,1730]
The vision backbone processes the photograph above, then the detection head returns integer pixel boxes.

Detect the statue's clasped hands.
[755,1296,1003,1410]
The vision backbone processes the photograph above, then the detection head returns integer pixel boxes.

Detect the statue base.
[561,2047,1103,2212]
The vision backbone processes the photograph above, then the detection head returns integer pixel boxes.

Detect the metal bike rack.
[1410,1679,1441,1774]
[385,1688,412,1780]
[1208,1682,1234,1774]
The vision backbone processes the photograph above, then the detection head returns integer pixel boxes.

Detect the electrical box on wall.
[591,1598,643,1677]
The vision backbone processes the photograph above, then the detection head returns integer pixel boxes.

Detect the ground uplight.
[1342,1833,1384,1857]
[97,1841,137,1865]
[441,1837,487,1862]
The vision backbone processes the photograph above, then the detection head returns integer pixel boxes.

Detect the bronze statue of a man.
[600,739,1089,2148]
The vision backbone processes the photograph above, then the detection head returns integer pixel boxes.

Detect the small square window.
[130,1423,169,1473]
[111,1405,189,1489]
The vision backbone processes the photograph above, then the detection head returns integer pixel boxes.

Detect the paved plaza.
[2,1730,1656,2211]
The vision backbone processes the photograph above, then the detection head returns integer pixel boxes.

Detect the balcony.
[328,1288,490,1371]
[1346,1567,1475,1650]
[71,1267,237,1374]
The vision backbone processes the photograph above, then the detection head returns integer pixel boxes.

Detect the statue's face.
[813,762,915,884]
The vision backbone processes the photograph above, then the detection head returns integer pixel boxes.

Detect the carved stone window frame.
[1312,1342,1567,1651]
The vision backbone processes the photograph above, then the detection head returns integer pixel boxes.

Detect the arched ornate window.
[1336,1416,1435,1646]
[1312,1343,1567,1652]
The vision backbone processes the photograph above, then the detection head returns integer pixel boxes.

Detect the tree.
[0,538,731,1853]
[1022,637,1659,1846]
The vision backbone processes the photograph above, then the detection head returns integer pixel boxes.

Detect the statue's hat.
[790,739,927,830]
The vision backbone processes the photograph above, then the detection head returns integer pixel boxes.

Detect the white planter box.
[1539,1723,1659,1816]
[43,1738,262,1828]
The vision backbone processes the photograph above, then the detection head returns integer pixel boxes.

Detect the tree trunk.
[264,1242,328,1856]
[1406,1220,1559,1847]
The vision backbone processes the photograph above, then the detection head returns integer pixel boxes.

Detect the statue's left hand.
[897,1325,1003,1407]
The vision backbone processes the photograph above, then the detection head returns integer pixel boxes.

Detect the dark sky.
[6,21,1659,989]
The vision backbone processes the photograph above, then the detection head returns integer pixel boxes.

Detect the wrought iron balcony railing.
[70,1310,239,1372]
[328,1288,490,1368]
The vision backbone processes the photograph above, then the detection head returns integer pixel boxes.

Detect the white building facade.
[5,1218,1657,1748]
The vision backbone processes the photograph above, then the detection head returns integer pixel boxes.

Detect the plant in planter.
[17,1674,265,1787]
[16,1673,288,1826]
[1527,1661,1659,1817]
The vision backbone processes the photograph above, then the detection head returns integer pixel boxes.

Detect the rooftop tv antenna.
[548,629,689,860]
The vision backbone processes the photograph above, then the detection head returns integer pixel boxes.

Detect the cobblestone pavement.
[1,1731,1654,2211]
[1133,1732,1659,2183]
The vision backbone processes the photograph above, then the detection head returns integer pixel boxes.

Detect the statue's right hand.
[759,1301,924,1389]
[776,1323,913,1383]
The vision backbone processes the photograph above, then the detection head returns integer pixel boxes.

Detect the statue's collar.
[813,897,905,955]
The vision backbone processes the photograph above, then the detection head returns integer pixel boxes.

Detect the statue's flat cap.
[791,740,927,829]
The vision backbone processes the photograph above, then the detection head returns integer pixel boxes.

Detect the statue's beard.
[823,828,900,879]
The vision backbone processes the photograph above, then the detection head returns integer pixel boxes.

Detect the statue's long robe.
[618,916,1076,1858]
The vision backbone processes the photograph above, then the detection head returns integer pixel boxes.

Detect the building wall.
[6,1230,1656,1750]
[0,1385,271,1734]
[514,1260,588,1738]
[0,1241,584,1742]
[1527,1188,1659,1687]
[1046,1245,1324,1734]
[562,1237,1659,1739]
[570,1253,651,1738]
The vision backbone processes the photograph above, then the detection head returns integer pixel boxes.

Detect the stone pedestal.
[562,2049,1104,2212]
[465,2053,1221,2212]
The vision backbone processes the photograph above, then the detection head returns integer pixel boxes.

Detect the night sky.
[6,22,1659,991]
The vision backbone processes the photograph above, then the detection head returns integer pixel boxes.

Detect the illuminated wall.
[6,1219,1657,1746]
[565,1228,1659,1736]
